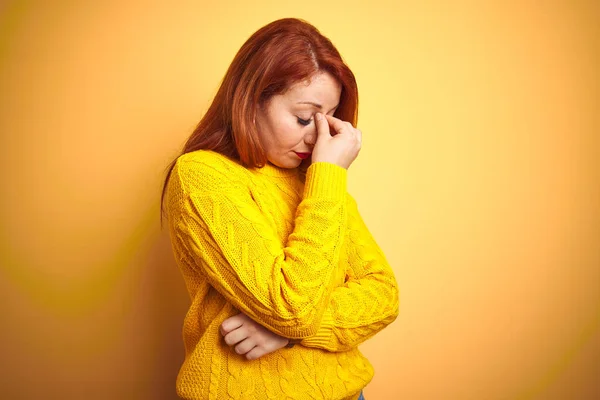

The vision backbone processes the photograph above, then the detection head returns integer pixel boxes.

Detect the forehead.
[283,72,342,107]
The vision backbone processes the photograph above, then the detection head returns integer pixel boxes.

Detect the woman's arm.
[220,193,399,356]
[297,193,400,351]
[168,154,348,338]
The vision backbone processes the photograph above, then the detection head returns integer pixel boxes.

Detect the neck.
[251,161,299,178]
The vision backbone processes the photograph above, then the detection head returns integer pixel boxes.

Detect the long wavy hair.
[160,17,359,227]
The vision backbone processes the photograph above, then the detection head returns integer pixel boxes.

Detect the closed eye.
[297,117,312,126]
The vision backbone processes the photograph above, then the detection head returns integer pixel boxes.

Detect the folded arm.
[297,194,400,351]
[169,156,348,338]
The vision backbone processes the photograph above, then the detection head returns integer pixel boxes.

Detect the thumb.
[314,112,331,142]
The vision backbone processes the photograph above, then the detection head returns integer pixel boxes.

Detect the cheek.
[273,120,303,148]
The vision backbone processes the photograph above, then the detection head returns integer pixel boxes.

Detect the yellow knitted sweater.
[164,149,399,400]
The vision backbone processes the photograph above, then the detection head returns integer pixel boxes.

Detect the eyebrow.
[296,101,339,113]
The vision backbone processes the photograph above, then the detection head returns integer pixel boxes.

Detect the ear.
[254,104,264,125]
[253,105,260,125]
[254,99,270,127]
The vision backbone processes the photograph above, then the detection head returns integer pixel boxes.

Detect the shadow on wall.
[143,226,189,399]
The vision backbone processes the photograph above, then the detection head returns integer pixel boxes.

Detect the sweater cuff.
[299,308,335,347]
[303,162,347,200]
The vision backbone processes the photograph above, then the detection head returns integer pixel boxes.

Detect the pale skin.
[220,71,363,360]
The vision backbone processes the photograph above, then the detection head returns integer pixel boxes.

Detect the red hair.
[160,17,359,226]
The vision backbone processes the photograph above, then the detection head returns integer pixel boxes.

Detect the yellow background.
[1,1,598,398]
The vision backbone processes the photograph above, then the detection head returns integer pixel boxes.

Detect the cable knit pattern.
[165,149,399,400]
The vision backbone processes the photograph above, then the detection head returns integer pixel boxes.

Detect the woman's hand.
[220,313,291,360]
[311,113,362,169]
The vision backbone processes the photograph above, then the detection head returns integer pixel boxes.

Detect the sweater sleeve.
[298,194,400,351]
[169,157,348,338]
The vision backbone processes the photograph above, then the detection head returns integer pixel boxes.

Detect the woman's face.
[255,71,342,169]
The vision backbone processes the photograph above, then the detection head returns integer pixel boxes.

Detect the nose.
[304,130,317,146]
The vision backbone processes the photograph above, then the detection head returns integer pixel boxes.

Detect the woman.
[160,17,399,400]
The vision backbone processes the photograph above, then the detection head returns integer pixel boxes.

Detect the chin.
[270,157,298,169]
[286,160,303,169]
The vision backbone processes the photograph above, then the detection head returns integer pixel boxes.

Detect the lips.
[294,152,312,159]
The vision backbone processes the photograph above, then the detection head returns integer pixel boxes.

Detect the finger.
[245,346,265,361]
[223,327,248,346]
[314,112,332,141]
[346,122,358,140]
[347,124,360,142]
[324,114,350,136]
[234,338,256,355]
[221,314,245,334]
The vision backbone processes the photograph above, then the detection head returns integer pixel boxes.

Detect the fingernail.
[316,112,322,121]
